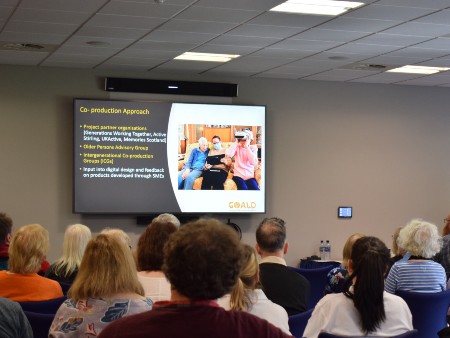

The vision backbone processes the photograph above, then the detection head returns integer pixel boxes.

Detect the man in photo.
[178,137,209,190]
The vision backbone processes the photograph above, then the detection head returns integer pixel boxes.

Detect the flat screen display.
[73,99,265,214]
[338,206,352,218]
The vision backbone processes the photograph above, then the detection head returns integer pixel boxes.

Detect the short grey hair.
[198,137,208,145]
[398,219,442,258]
[152,213,180,228]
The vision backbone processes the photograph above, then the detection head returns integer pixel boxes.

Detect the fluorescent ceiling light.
[387,65,450,75]
[174,52,240,62]
[270,0,364,16]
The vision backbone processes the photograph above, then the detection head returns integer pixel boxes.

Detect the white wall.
[1,65,450,265]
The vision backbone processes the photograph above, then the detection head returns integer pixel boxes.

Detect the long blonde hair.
[53,224,91,278]
[9,224,49,274]
[69,234,144,301]
[229,244,258,311]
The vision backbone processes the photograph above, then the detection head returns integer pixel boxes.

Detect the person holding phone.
[201,135,231,190]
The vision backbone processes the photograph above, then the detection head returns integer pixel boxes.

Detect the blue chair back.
[289,265,334,309]
[396,289,450,338]
[318,330,419,338]
[58,281,72,295]
[18,296,66,314]
[24,311,55,338]
[288,308,313,338]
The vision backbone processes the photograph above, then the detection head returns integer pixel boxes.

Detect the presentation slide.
[74,99,265,214]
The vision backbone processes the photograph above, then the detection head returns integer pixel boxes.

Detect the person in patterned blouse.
[49,234,152,337]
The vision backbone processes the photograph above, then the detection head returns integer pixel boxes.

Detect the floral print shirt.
[49,297,152,337]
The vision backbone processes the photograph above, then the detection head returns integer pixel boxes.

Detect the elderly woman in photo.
[385,219,446,294]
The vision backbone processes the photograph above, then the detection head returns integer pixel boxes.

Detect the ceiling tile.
[355,33,432,47]
[318,17,400,33]
[375,0,450,10]
[142,30,217,44]
[175,6,261,23]
[205,35,279,48]
[158,19,235,34]
[382,22,450,37]
[226,24,304,39]
[86,14,166,30]
[344,4,436,21]
[100,2,186,18]
[269,39,343,51]
[291,28,370,42]
[303,69,380,81]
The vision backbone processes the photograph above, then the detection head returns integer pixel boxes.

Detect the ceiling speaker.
[105,77,238,97]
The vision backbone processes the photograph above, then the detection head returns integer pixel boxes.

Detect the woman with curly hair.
[385,219,446,294]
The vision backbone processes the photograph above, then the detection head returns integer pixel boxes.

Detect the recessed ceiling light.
[387,65,450,75]
[174,52,240,62]
[270,0,364,16]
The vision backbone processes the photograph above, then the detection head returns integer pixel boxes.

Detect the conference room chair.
[18,295,66,314]
[317,330,419,338]
[24,311,55,338]
[289,265,335,310]
[58,281,72,295]
[288,308,313,338]
[395,289,450,338]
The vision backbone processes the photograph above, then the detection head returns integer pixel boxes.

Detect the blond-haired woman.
[46,224,91,284]
[218,244,290,334]
[0,223,63,301]
[49,234,152,337]
[325,233,365,294]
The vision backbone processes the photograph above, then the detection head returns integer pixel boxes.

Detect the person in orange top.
[0,223,63,301]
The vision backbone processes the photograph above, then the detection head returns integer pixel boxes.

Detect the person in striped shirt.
[385,219,446,294]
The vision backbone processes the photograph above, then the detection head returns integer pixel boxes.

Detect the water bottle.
[319,240,325,260]
[325,240,331,260]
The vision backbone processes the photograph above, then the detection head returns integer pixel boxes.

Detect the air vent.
[0,42,57,52]
[340,63,390,71]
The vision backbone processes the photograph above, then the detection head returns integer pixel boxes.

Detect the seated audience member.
[97,218,292,338]
[434,214,450,278]
[49,234,151,337]
[136,221,178,301]
[0,223,63,301]
[178,137,209,190]
[46,223,91,284]
[201,135,231,190]
[385,219,445,294]
[100,227,132,248]
[0,212,13,271]
[152,213,181,227]
[226,129,259,190]
[325,233,365,294]
[386,226,411,276]
[0,297,33,338]
[303,237,413,338]
[218,244,290,334]
[256,217,310,315]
